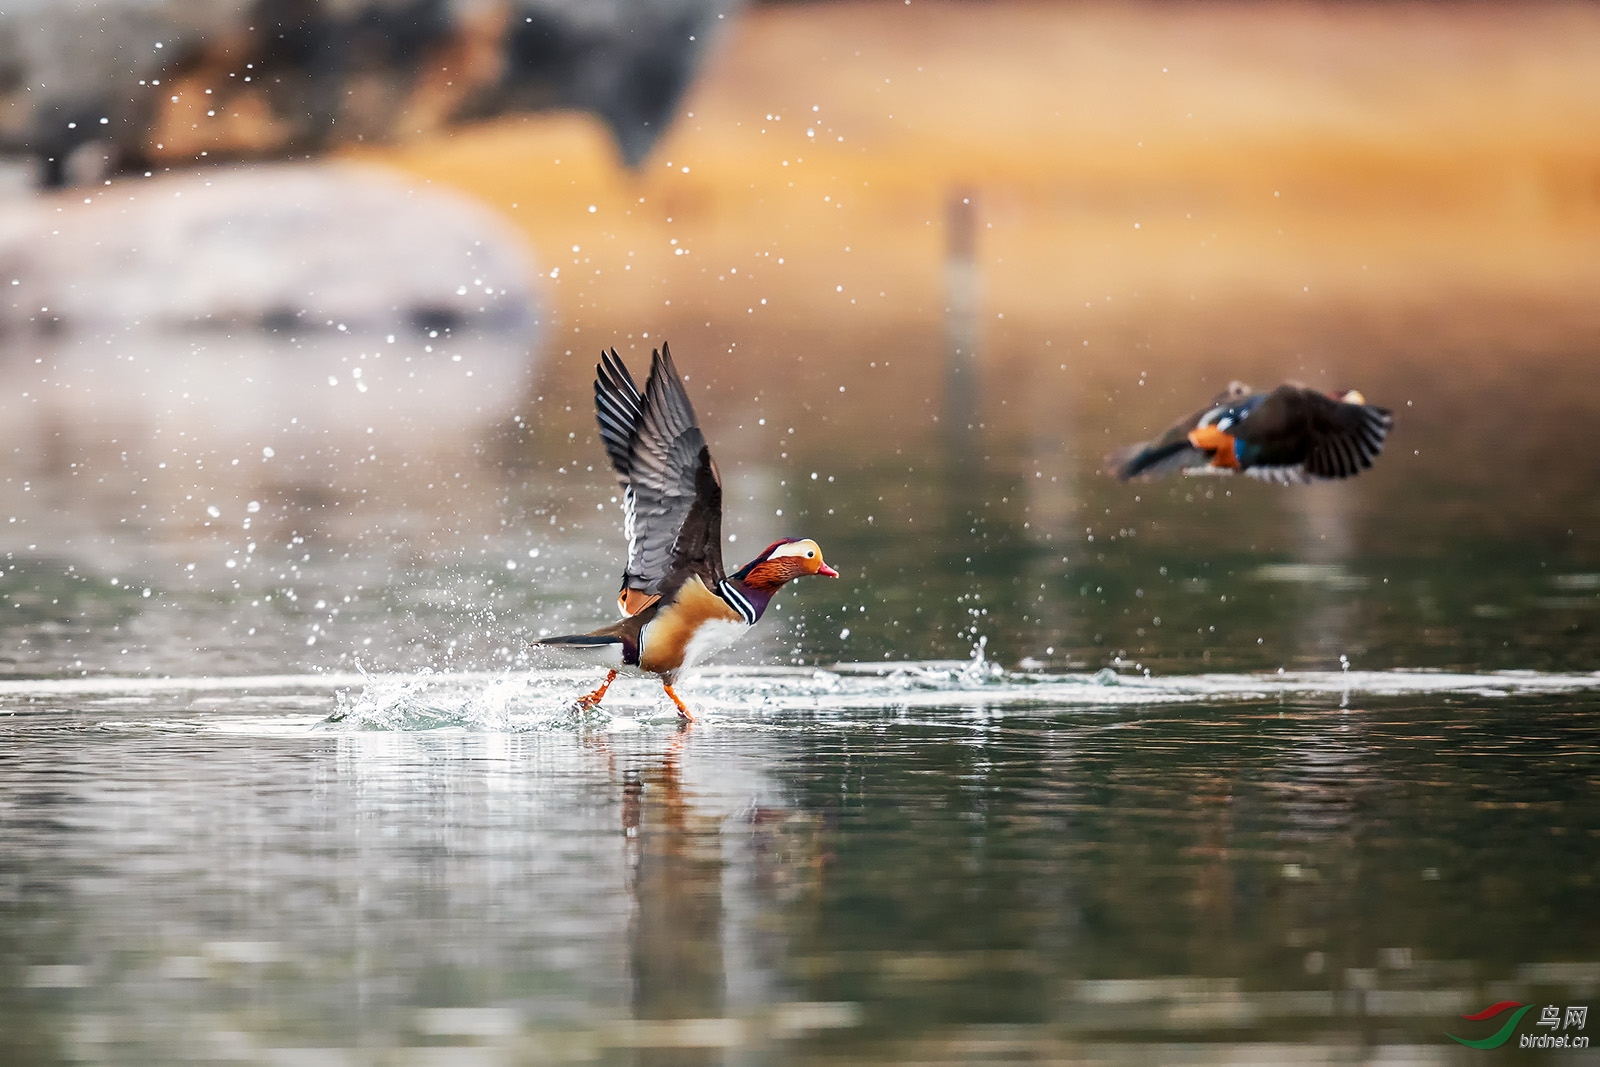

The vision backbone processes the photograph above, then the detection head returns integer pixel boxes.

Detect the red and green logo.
[1448,1001,1534,1049]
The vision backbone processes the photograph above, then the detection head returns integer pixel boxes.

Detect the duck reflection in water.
[587,732,829,1062]
[623,736,726,1044]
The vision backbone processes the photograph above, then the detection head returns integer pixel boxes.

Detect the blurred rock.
[0,0,735,186]
[0,162,538,337]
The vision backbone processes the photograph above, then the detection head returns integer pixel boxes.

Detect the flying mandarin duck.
[1108,382,1393,483]
[535,343,838,722]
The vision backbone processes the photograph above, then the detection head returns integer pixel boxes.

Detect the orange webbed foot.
[572,670,618,713]
[662,682,697,724]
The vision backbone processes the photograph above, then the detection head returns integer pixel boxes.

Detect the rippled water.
[4,307,1600,1067]
[4,665,1599,1065]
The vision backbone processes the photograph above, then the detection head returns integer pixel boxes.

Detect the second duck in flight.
[1108,382,1393,483]
[535,343,838,722]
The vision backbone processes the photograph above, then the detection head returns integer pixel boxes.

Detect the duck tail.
[1105,439,1201,481]
[532,634,624,648]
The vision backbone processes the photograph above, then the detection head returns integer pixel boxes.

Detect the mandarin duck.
[1108,382,1393,483]
[534,343,838,722]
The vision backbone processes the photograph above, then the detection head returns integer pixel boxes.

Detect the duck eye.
[806,550,815,558]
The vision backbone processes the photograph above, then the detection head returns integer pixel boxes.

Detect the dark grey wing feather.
[595,348,644,485]
[1301,397,1393,480]
[667,445,725,588]
[625,343,725,594]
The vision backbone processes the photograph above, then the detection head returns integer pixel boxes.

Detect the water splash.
[6,663,1598,734]
[321,668,628,732]
[318,663,1600,730]
[958,635,1004,686]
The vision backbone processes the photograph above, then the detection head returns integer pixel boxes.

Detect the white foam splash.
[5,664,1598,734]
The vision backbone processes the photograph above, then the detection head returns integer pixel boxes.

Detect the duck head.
[733,538,839,591]
[1186,416,1242,470]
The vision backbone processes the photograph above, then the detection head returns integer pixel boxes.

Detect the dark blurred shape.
[0,0,735,187]
[1107,383,1393,484]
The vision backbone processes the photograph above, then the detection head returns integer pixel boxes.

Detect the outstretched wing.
[618,343,725,599]
[1106,381,1254,480]
[665,445,725,592]
[1300,394,1393,479]
[595,348,644,485]
[1234,386,1393,480]
[594,349,649,606]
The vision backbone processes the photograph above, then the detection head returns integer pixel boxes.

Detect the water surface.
[3,667,1598,1065]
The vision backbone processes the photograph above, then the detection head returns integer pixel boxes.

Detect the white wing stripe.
[716,580,757,625]
[622,487,639,568]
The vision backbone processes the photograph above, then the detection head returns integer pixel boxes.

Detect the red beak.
[818,562,840,578]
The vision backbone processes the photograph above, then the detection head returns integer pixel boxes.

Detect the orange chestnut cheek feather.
[744,554,839,588]
[1187,425,1240,470]
[742,558,804,590]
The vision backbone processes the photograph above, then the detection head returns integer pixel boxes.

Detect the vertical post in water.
[942,191,984,644]
[944,191,980,456]
[1290,481,1356,668]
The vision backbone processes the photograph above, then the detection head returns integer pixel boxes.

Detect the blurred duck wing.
[1235,385,1393,480]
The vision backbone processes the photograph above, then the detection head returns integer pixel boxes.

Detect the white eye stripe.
[767,540,819,560]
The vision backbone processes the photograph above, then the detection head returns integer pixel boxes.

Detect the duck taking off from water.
[534,343,838,722]
[1107,382,1393,484]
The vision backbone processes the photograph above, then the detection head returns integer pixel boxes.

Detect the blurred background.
[4,5,1600,1065]
[4,0,1600,682]
[2,0,1599,678]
